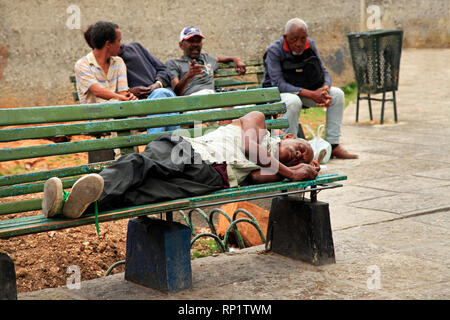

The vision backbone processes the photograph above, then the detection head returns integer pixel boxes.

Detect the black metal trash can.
[347,29,403,124]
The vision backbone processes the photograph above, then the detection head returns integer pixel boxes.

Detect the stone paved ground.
[20,49,450,300]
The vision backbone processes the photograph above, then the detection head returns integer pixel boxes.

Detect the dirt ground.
[0,136,221,293]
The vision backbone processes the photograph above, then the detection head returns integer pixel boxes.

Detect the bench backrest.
[0,88,286,217]
[214,60,265,90]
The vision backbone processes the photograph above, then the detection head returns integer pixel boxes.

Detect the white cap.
[179,26,205,42]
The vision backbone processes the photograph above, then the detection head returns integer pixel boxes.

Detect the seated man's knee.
[148,88,176,99]
[330,87,345,103]
[281,93,302,112]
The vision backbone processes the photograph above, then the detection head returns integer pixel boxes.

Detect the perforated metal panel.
[347,30,403,94]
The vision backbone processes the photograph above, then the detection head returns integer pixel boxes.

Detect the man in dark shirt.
[263,18,358,159]
[119,42,173,100]
[118,42,179,134]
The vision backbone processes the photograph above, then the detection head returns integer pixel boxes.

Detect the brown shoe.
[331,145,359,159]
[63,174,104,219]
[42,177,63,218]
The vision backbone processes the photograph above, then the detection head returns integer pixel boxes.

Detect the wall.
[0,0,448,107]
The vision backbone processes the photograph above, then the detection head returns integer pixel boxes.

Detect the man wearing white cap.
[167,26,247,96]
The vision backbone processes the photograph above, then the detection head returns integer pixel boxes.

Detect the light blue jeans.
[146,88,180,134]
[280,87,345,145]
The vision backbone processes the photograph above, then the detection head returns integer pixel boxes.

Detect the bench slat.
[0,177,78,198]
[0,119,288,162]
[0,88,280,126]
[217,60,263,69]
[0,103,286,142]
[214,78,258,87]
[0,199,192,238]
[0,174,346,238]
[0,161,112,187]
[215,66,265,78]
[191,174,347,204]
[0,198,42,216]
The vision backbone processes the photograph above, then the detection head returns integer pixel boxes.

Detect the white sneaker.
[63,174,104,219]
[42,177,63,218]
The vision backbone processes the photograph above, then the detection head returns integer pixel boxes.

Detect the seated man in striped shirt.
[74,21,137,104]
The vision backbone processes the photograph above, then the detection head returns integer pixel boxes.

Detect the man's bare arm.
[217,56,246,75]
[89,84,137,101]
[172,60,204,95]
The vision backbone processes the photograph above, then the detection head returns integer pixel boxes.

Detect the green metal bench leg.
[223,218,266,252]
[209,208,246,249]
[190,233,226,253]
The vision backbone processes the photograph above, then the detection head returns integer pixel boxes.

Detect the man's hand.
[233,58,246,75]
[148,82,162,93]
[300,86,332,107]
[129,86,152,99]
[311,160,321,171]
[118,91,138,101]
[289,163,319,181]
[317,86,331,107]
[186,59,204,79]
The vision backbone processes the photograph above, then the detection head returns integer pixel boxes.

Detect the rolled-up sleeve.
[150,57,171,87]
[265,46,303,93]
[166,59,181,81]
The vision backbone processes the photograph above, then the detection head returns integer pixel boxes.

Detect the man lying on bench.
[42,111,320,219]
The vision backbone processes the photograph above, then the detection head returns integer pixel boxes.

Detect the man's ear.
[282,133,295,140]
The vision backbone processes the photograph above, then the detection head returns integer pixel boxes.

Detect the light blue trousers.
[146,88,180,134]
[280,87,345,145]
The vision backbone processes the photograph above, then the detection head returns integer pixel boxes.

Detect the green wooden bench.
[0,87,346,296]
[214,59,265,90]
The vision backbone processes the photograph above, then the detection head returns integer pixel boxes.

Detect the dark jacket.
[118,42,171,88]
[262,37,331,93]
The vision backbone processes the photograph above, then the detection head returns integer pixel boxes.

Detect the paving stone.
[410,210,450,230]
[329,205,399,231]
[354,175,450,194]
[349,192,450,215]
[334,218,449,251]
[413,168,450,181]
[318,252,450,296]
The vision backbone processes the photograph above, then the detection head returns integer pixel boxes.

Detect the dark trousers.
[88,134,224,213]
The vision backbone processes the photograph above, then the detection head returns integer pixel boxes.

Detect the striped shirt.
[74,52,129,104]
